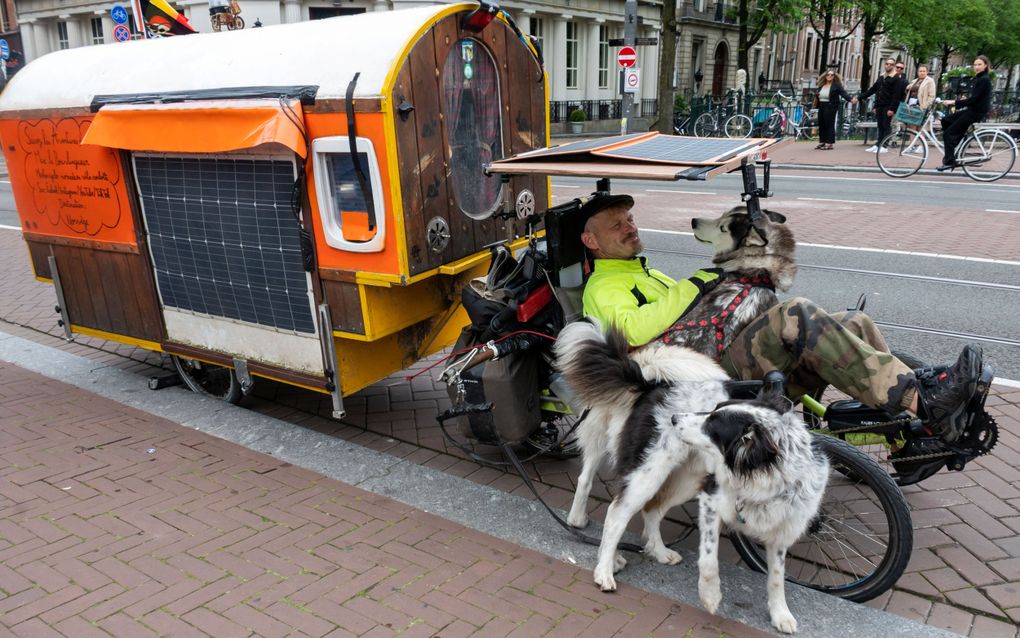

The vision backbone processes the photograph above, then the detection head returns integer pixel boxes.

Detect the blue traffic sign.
[113,24,131,42]
[0,40,8,61]
[111,5,129,25]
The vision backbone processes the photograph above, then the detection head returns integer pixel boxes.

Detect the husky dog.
[664,207,796,360]
[556,320,828,634]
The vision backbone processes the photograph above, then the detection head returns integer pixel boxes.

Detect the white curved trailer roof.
[0,4,463,112]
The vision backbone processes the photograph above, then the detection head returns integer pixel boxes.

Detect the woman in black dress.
[812,70,857,150]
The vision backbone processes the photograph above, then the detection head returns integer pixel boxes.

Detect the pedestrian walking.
[860,59,908,153]
[812,70,857,150]
[905,64,936,110]
[938,56,993,171]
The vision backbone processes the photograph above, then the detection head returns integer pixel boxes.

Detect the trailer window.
[311,136,386,253]
[442,38,503,220]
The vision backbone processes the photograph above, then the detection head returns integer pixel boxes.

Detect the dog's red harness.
[658,275,774,355]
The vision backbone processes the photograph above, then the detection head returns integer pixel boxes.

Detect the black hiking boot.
[914,345,983,444]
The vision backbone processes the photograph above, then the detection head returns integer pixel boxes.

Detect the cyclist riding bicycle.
[938,55,993,171]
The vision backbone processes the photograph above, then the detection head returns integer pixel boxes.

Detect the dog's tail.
[554,320,655,411]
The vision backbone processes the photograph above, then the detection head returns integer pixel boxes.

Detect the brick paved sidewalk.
[0,360,771,638]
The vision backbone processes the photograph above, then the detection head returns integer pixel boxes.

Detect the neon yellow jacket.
[581,257,720,346]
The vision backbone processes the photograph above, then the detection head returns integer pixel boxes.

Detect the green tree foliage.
[884,0,996,91]
[735,0,810,74]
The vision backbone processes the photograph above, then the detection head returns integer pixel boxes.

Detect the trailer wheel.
[172,355,243,404]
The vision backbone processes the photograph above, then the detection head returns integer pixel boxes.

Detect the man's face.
[581,206,642,260]
[895,63,905,76]
[884,60,895,74]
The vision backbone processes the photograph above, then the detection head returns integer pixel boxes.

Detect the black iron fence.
[549,99,660,123]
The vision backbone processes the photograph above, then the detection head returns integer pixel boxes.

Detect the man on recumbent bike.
[575,192,991,447]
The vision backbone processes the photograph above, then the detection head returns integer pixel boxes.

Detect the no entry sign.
[617,46,637,68]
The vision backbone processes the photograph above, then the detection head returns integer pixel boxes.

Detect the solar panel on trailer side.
[135,155,316,335]
[594,136,760,164]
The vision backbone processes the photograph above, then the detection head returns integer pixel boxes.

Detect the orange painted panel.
[81,101,307,157]
[303,112,401,275]
[0,117,137,246]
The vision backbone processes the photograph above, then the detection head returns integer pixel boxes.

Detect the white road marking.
[775,173,1020,188]
[641,228,1020,266]
[645,189,718,195]
[986,209,1020,214]
[550,184,581,188]
[797,197,885,204]
[0,224,20,231]
[994,377,1020,389]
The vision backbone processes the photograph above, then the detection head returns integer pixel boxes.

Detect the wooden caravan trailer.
[0,3,548,416]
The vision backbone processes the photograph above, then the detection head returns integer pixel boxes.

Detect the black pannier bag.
[446,243,562,444]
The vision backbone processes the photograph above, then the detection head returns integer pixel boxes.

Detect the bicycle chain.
[824,412,997,464]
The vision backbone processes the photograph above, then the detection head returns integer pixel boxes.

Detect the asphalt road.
[552,172,1020,213]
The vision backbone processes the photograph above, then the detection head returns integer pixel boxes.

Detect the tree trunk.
[737,0,750,72]
[938,44,952,96]
[820,11,833,72]
[654,0,679,133]
[860,11,879,115]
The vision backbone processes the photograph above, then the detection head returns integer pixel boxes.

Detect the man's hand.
[688,268,724,293]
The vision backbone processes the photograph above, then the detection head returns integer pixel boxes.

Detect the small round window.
[441,39,503,220]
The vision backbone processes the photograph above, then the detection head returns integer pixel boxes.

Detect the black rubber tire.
[730,434,913,602]
[876,130,925,178]
[172,355,243,404]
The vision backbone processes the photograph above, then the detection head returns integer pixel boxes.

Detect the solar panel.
[596,136,758,164]
[518,132,650,158]
[134,154,316,335]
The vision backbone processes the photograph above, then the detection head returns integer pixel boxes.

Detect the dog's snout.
[691,219,699,230]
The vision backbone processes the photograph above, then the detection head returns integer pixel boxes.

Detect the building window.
[57,22,70,49]
[598,25,609,88]
[128,12,143,39]
[565,21,578,89]
[529,17,544,52]
[91,17,105,44]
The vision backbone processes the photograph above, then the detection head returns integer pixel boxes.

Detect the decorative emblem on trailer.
[515,189,535,219]
[426,217,450,253]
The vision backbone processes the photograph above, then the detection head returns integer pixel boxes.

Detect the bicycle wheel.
[724,114,753,138]
[172,355,243,404]
[730,435,913,602]
[693,112,716,137]
[959,129,1017,182]
[232,16,245,29]
[876,130,926,178]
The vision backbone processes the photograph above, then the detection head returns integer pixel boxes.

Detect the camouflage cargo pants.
[719,297,916,412]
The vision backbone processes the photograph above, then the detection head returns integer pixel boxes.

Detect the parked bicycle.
[693,90,753,138]
[877,100,1017,181]
[762,91,816,139]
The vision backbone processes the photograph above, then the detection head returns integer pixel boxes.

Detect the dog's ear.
[763,209,787,225]
[756,380,793,414]
[745,225,768,247]
[739,421,780,474]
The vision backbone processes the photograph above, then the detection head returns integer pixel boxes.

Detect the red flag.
[133,0,198,38]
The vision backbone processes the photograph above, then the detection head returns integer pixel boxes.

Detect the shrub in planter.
[568,108,586,133]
